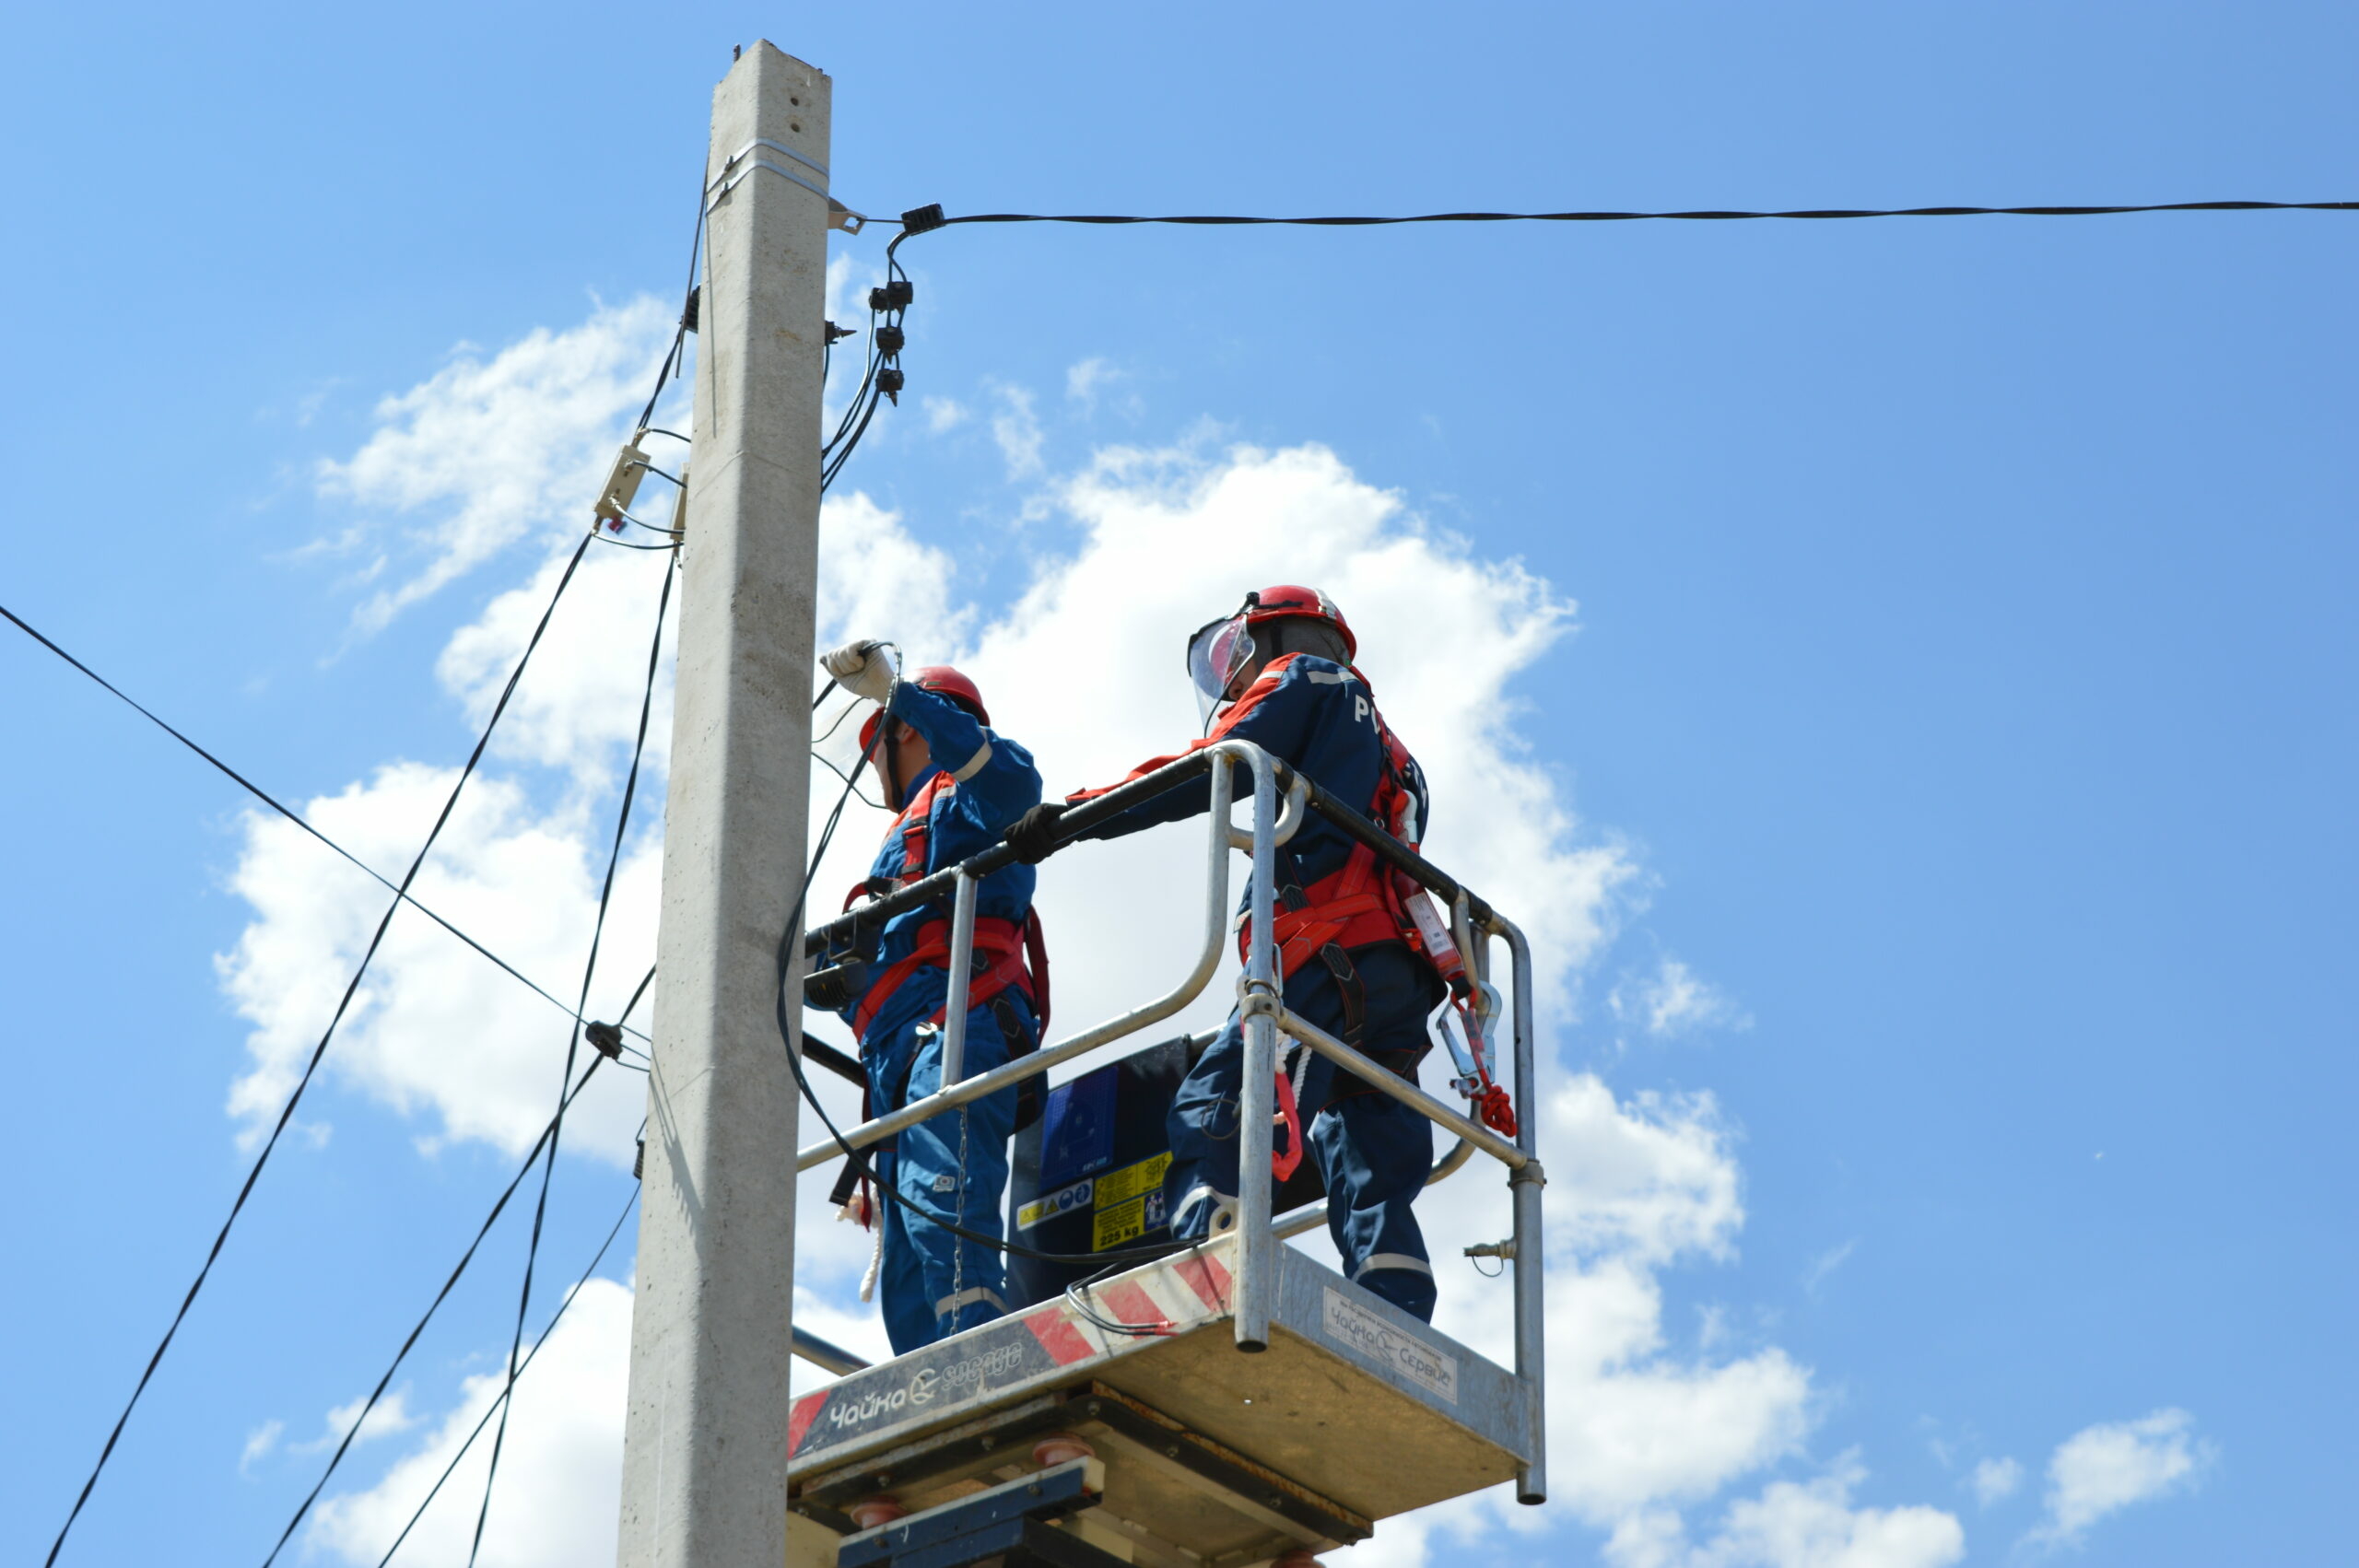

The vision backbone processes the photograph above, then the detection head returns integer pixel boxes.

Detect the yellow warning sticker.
[1016,1178,1093,1232]
[1093,1195,1146,1251]
[1094,1152,1172,1210]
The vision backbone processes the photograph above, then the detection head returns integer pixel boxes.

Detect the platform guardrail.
[795,740,1548,1504]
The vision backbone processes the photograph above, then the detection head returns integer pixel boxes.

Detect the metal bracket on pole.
[703,136,870,229]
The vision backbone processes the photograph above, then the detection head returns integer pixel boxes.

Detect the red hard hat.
[1239,584,1356,659]
[858,664,990,755]
[1184,586,1358,730]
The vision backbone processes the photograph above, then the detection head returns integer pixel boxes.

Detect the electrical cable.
[41,528,599,1568]
[466,552,674,1565]
[813,744,886,811]
[0,601,651,1049]
[814,689,870,746]
[631,170,709,435]
[902,198,2359,231]
[370,1182,640,1568]
[816,238,915,492]
[822,301,884,459]
[252,1053,610,1566]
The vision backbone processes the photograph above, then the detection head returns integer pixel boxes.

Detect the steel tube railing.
[794,735,1543,1481]
[1503,916,1547,1504]
[791,1323,868,1375]
[793,752,1241,1173]
[939,868,978,1085]
[1234,749,1283,1352]
[800,749,1227,962]
[1271,1005,1529,1169]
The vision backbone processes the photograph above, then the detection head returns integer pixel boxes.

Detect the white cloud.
[921,394,968,433]
[434,544,681,788]
[241,1419,285,1476]
[1802,1240,1858,1297]
[1615,956,1749,1038]
[1968,1456,2022,1505]
[1608,1457,1966,1568]
[262,304,1973,1568]
[2028,1409,2210,1546]
[1066,357,1117,409]
[989,384,1045,477]
[296,1387,422,1454]
[216,763,658,1164]
[306,1280,632,1567]
[316,297,675,634]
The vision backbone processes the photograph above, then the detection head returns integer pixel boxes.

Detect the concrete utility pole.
[618,42,831,1567]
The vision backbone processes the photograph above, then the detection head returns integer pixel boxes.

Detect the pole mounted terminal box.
[593,439,651,532]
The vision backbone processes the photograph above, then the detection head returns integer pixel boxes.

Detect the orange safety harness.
[827,769,1052,1225]
[1234,682,1517,1137]
[844,769,1051,1047]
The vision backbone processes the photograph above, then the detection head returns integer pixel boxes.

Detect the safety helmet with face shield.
[1183,585,1357,730]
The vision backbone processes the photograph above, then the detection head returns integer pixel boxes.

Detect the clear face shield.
[1184,610,1256,731]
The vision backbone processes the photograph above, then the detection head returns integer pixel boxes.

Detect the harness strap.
[851,916,1033,1040]
[1238,841,1402,985]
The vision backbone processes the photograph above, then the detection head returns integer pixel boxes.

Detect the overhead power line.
[0,601,650,1053]
[897,198,2359,232]
[469,553,676,1562]
[255,1053,612,1567]
[41,531,599,1568]
[371,1182,640,1568]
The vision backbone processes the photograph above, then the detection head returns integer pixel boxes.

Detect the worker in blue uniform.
[816,644,1048,1352]
[1004,587,1445,1321]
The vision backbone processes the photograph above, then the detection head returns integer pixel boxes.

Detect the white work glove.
[821,638,896,705]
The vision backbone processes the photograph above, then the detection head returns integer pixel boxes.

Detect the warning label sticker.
[1320,1288,1460,1404]
[1095,1152,1171,1209]
[1094,1195,1144,1250]
[1016,1178,1093,1231]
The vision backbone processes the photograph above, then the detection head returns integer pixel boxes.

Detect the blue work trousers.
[1164,942,1439,1320]
[864,989,1030,1353]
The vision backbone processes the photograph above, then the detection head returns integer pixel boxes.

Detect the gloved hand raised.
[820,639,896,705]
[1003,801,1072,864]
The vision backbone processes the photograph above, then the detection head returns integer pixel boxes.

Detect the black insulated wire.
[467,554,675,1564]
[41,528,600,1568]
[904,199,2359,229]
[0,601,652,1050]
[253,1055,610,1567]
[369,1183,640,1568]
[632,167,710,434]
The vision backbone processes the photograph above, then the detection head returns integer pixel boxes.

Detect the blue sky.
[5,4,2353,1565]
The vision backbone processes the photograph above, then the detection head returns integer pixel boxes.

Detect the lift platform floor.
[787,1238,1533,1565]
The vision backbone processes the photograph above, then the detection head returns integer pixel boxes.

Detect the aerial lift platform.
[790,742,1548,1568]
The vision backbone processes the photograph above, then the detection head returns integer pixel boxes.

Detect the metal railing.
[796,739,1549,1504]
